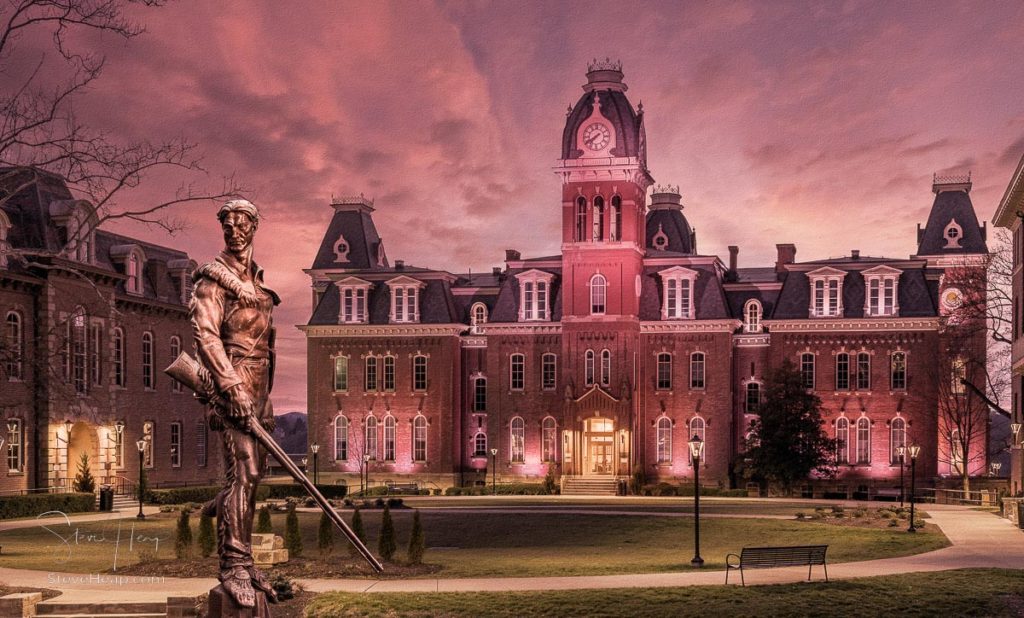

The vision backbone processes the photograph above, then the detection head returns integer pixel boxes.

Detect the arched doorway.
[66,421,100,491]
[584,417,615,475]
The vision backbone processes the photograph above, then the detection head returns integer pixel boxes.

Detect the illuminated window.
[856,417,871,464]
[333,356,348,392]
[413,355,428,391]
[585,349,595,387]
[951,357,966,394]
[334,415,349,461]
[836,418,849,464]
[510,417,525,463]
[891,352,907,390]
[656,353,672,390]
[890,418,906,465]
[542,417,556,462]
[383,416,396,461]
[71,310,87,393]
[657,417,672,463]
[143,421,154,468]
[590,274,607,315]
[413,416,427,462]
[541,353,557,390]
[6,419,22,472]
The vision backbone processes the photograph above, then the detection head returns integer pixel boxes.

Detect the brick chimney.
[394,259,404,270]
[505,249,521,262]
[728,246,738,273]
[851,249,860,260]
[775,243,796,274]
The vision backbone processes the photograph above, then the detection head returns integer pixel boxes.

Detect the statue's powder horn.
[165,352,384,573]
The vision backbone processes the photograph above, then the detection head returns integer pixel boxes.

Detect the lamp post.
[310,443,320,486]
[907,444,920,533]
[363,453,371,495]
[688,435,705,567]
[991,462,1002,477]
[896,445,906,507]
[135,439,147,520]
[490,448,498,495]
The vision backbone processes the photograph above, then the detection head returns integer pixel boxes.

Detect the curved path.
[0,502,1019,605]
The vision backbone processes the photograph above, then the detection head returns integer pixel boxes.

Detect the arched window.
[510,417,525,463]
[656,353,672,390]
[5,312,22,380]
[745,382,760,413]
[474,432,487,457]
[689,417,706,463]
[542,417,557,462]
[473,377,487,411]
[890,417,906,465]
[169,336,181,392]
[383,416,396,461]
[413,416,427,462]
[891,352,907,390]
[610,195,622,241]
[744,300,762,333]
[334,416,348,461]
[541,353,557,390]
[592,196,605,241]
[69,309,87,393]
[113,327,125,387]
[690,352,705,389]
[856,352,870,390]
[856,417,871,464]
[127,252,140,294]
[413,355,428,391]
[585,349,595,386]
[333,357,348,392]
[836,353,850,391]
[836,418,849,464]
[510,353,525,390]
[141,331,154,390]
[471,303,488,333]
[590,274,607,314]
[800,353,815,390]
[6,418,22,472]
[365,415,378,460]
[382,355,396,391]
[657,417,672,463]
[575,196,587,242]
[600,349,611,386]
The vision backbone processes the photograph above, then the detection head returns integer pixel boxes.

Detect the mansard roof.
[645,208,694,254]
[310,204,387,271]
[489,266,564,323]
[771,262,936,319]
[308,275,461,325]
[562,89,642,160]
[916,187,988,256]
[725,288,779,321]
[639,263,730,320]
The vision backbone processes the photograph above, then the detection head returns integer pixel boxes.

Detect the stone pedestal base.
[207,584,272,618]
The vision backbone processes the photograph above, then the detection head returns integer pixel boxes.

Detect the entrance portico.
[563,386,632,478]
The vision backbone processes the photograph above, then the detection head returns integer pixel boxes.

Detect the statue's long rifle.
[165,352,384,573]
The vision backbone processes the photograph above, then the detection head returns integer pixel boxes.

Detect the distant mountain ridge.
[272,411,307,455]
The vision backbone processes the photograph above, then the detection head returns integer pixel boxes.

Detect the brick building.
[0,168,221,496]
[303,63,989,495]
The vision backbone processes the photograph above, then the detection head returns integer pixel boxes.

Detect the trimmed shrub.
[73,453,96,493]
[318,510,334,556]
[795,512,806,519]
[444,487,463,496]
[174,509,193,559]
[149,485,221,506]
[256,505,273,533]
[349,507,366,558]
[378,505,397,561]
[0,492,95,519]
[407,509,425,565]
[386,497,404,508]
[543,465,557,495]
[284,502,302,557]
[271,574,296,601]
[198,512,215,557]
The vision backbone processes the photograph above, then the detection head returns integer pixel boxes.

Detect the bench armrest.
[726,553,741,568]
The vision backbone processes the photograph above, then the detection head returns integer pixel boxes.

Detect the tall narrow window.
[333,357,348,392]
[600,349,611,387]
[141,331,154,390]
[341,288,368,323]
[113,327,125,387]
[610,195,622,241]
[585,349,595,387]
[542,417,556,462]
[72,311,87,394]
[195,420,207,467]
[127,252,140,294]
[390,284,420,323]
[365,416,378,460]
[365,356,378,391]
[836,418,849,464]
[800,353,815,390]
[170,422,181,467]
[334,415,349,461]
[890,417,906,465]
[891,352,907,390]
[664,278,692,319]
[856,417,871,464]
[950,429,963,473]
[690,352,705,390]
[745,383,760,413]
[413,355,428,391]
[474,432,487,457]
[169,336,181,392]
[471,303,487,333]
[575,196,587,242]
[689,417,706,463]
[510,417,525,463]
[520,277,551,321]
[657,417,672,463]
[413,416,427,462]
[951,357,966,394]
[856,352,871,390]
[383,416,396,461]
[6,419,22,472]
[828,279,839,316]
[865,272,899,316]
[473,377,487,412]
[5,312,22,380]
[590,274,607,314]
[382,355,396,391]
[744,300,762,333]
[510,354,525,391]
[541,353,557,390]
[592,196,605,241]
[113,423,125,468]
[814,280,825,316]
[836,353,850,391]
[810,273,844,317]
[656,353,672,390]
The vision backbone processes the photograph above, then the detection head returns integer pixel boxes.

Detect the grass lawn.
[303,568,1024,617]
[0,507,947,578]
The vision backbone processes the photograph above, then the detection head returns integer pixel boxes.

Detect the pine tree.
[174,508,193,559]
[349,507,366,558]
[197,512,215,558]
[255,505,273,534]
[284,502,303,557]
[72,453,95,493]
[377,504,396,561]
[317,510,334,557]
[407,509,425,565]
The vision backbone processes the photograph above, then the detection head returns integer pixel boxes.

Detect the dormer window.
[943,219,963,249]
[111,244,147,296]
[470,303,488,333]
[807,267,845,318]
[658,266,698,320]
[652,224,669,251]
[516,269,554,322]
[744,299,762,333]
[168,259,196,305]
[334,233,351,262]
[386,276,424,324]
[50,199,96,265]
[0,209,10,268]
[863,266,901,317]
[336,277,372,323]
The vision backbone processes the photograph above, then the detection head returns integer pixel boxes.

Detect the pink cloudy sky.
[18,1,1024,411]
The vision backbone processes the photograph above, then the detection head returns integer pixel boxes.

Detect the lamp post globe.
[688,435,705,567]
[135,439,147,520]
[907,444,921,533]
[490,448,498,495]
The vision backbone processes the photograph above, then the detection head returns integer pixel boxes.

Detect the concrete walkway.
[0,503,1019,604]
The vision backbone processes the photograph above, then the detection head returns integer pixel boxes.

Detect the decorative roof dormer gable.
[336,276,373,324]
[862,265,901,317]
[49,198,97,264]
[658,265,698,320]
[515,268,555,322]
[385,275,425,324]
[167,258,197,305]
[334,232,351,263]
[915,173,988,256]
[310,194,390,271]
[109,244,147,296]
[807,266,846,318]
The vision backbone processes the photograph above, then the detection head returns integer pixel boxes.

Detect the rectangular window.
[689,353,705,389]
[656,354,672,390]
[537,282,547,320]
[951,357,966,394]
[413,356,428,391]
[891,352,907,390]
[394,288,404,322]
[856,353,870,390]
[384,418,396,461]
[600,351,611,387]
[333,356,348,392]
[342,288,367,323]
[814,280,825,316]
[142,333,154,389]
[6,419,22,472]
[801,354,815,390]
[72,313,87,394]
[523,282,534,320]
[745,383,760,414]
[541,354,557,390]
[391,286,419,323]
[667,279,677,317]
[89,323,101,387]
[680,279,691,318]
[365,356,378,391]
[113,328,125,387]
[113,425,124,469]
[413,418,427,462]
[836,354,850,390]
[196,420,207,467]
[170,422,181,468]
[473,378,487,412]
[383,356,395,391]
[510,354,525,391]
[883,279,895,315]
[828,280,839,316]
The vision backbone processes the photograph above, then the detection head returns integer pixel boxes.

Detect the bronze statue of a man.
[190,199,280,609]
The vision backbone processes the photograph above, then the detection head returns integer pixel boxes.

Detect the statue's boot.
[219,566,256,608]
[248,565,278,603]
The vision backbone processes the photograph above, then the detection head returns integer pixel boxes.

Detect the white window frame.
[656,353,672,391]
[510,353,525,391]
[413,415,427,462]
[413,355,428,391]
[689,352,705,390]
[856,351,871,390]
[744,299,762,333]
[169,421,181,468]
[590,273,607,315]
[584,349,595,387]
[659,266,698,320]
[600,349,611,387]
[141,331,154,390]
[382,355,396,392]
[336,277,372,324]
[473,432,487,457]
[6,418,23,472]
[836,417,850,464]
[856,416,871,464]
[383,415,396,462]
[542,417,557,462]
[890,417,906,465]
[516,269,554,322]
[386,276,424,324]
[610,195,622,241]
[365,415,378,460]
[836,352,850,391]
[334,415,349,461]
[656,417,672,464]
[689,416,706,464]
[800,352,815,390]
[807,267,846,318]
[470,302,488,333]
[333,356,349,392]
[510,417,525,463]
[541,353,557,391]
[863,266,901,317]
[890,351,907,390]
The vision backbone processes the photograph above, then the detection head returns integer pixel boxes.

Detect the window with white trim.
[113,327,125,387]
[6,418,22,472]
[656,353,672,390]
[856,352,870,390]
[836,353,850,391]
[71,309,87,393]
[170,421,181,467]
[510,417,525,463]
[195,420,207,467]
[836,417,849,464]
[387,277,423,323]
[890,417,906,465]
[592,196,605,241]
[141,331,154,390]
[510,353,525,391]
[689,417,706,463]
[365,356,378,391]
[575,196,587,242]
[659,267,697,319]
[413,355,428,391]
[600,349,611,387]
[690,352,705,390]
[744,299,762,333]
[126,252,142,295]
[413,416,427,462]
[470,303,487,333]
[590,274,607,315]
[473,432,487,457]
[169,336,181,392]
[542,417,556,462]
[334,415,349,461]
[865,270,899,317]
[584,349,595,387]
[745,382,760,413]
[856,417,871,464]
[891,352,907,390]
[365,415,378,460]
[340,287,368,323]
[333,356,348,392]
[113,423,125,468]
[517,271,553,321]
[472,377,487,412]
[5,312,22,380]
[800,353,815,390]
[657,417,672,463]
[541,353,557,390]
[809,269,844,317]
[383,415,396,461]
[382,355,396,391]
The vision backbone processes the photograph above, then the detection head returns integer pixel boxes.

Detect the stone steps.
[37,601,167,616]
[561,477,620,496]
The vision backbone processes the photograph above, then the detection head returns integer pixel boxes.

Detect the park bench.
[874,488,902,501]
[725,545,829,586]
[385,481,419,495]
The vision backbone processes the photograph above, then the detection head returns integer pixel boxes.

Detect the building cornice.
[909,254,989,267]
[766,317,940,332]
[734,333,771,347]
[640,319,739,333]
[995,152,1024,228]
[299,323,467,338]
[476,322,563,335]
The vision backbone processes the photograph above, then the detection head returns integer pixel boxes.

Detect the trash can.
[99,485,113,511]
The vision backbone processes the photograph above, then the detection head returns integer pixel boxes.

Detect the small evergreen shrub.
[73,453,96,493]
[284,502,302,557]
[317,510,334,556]
[256,505,273,533]
[198,512,215,558]
[174,509,193,559]
[407,509,425,565]
[386,497,404,508]
[378,505,396,561]
[349,507,366,558]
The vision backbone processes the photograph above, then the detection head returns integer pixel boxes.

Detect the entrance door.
[590,441,612,474]
[584,417,615,476]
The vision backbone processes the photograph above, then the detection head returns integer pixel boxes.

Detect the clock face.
[942,287,963,310]
[582,123,611,151]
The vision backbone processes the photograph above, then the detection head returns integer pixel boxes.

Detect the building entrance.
[584,417,615,476]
